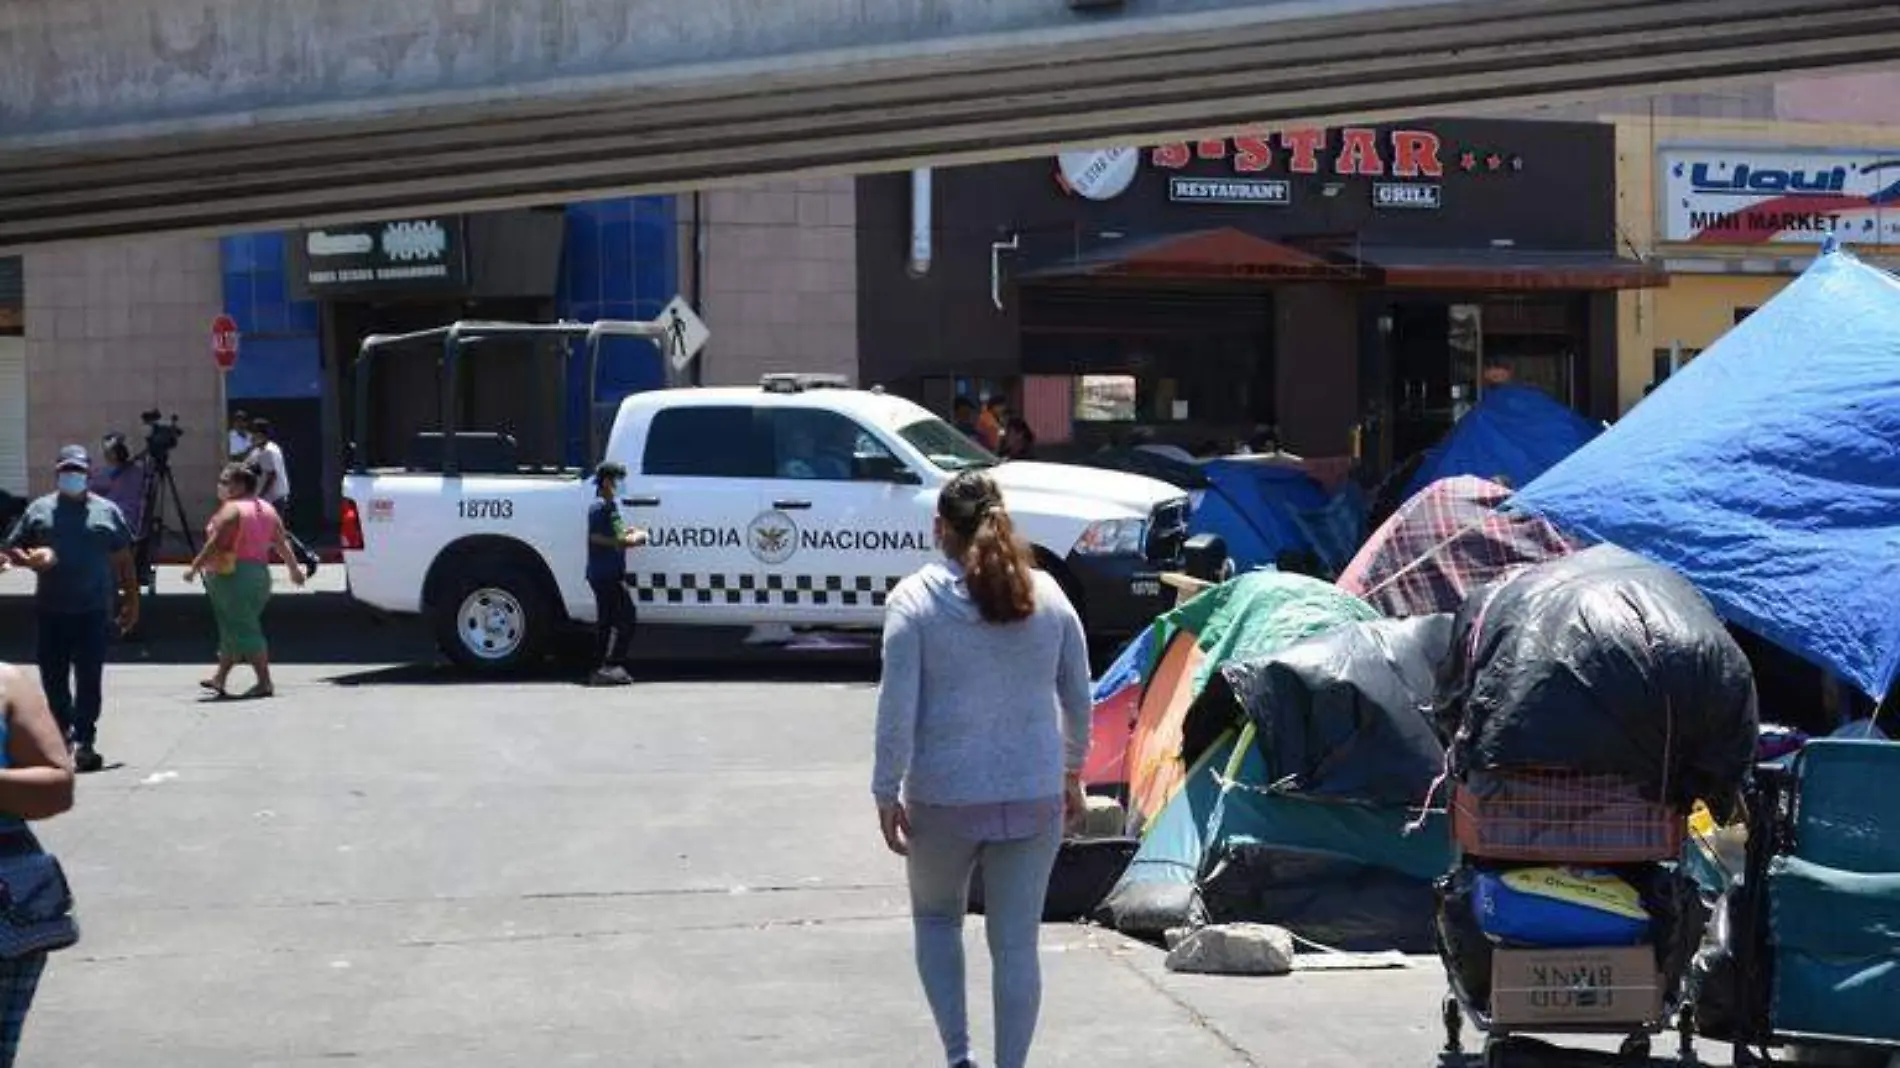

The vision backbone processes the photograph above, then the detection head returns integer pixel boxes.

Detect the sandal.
[242,685,275,700]
[199,679,228,698]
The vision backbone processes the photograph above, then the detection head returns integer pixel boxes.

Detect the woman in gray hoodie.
[873,469,1093,1068]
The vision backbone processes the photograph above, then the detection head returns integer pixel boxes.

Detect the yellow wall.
[1624,274,1789,390]
[1609,115,1900,413]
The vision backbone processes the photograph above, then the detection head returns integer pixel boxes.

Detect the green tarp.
[1148,570,1380,699]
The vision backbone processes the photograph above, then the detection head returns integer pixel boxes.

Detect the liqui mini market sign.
[1660,148,1900,246]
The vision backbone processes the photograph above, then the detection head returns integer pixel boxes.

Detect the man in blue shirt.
[1,445,140,772]
[585,462,647,687]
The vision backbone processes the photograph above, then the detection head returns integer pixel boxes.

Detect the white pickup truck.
[339,321,1194,673]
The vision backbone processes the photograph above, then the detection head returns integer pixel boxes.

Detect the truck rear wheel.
[433,565,554,674]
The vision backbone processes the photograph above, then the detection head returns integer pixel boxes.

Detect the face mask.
[56,472,86,496]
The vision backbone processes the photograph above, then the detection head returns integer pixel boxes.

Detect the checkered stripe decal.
[631,573,905,607]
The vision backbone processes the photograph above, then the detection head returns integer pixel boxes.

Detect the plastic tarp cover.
[1336,475,1578,618]
[1196,840,1438,953]
[1100,733,1245,938]
[1187,615,1453,807]
[1509,250,1900,700]
[1404,384,1602,500]
[1154,570,1383,700]
[1193,460,1326,574]
[1127,636,1209,823]
[1437,545,1759,815]
[1129,573,1380,822]
[1100,729,1453,940]
[1084,626,1153,787]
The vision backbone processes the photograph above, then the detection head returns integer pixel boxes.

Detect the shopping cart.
[1436,769,1702,1067]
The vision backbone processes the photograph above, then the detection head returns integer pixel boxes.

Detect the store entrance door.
[1385,302,1451,466]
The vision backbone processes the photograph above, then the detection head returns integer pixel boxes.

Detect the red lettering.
[1233,134,1274,173]
[1334,128,1385,176]
[1391,130,1444,178]
[1152,144,1191,169]
[1282,128,1325,175]
[1196,139,1229,161]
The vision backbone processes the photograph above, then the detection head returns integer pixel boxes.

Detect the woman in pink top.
[185,463,306,698]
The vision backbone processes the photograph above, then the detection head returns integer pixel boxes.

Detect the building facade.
[12,77,1894,543]
[858,118,1654,477]
[1608,114,1900,412]
[11,237,228,534]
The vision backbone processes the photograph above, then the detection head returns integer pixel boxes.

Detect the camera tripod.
[133,448,198,597]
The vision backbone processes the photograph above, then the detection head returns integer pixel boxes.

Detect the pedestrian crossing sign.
[657,295,710,372]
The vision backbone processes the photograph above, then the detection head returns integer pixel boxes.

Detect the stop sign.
[211,314,240,371]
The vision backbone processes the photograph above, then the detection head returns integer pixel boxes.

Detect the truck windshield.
[897,418,997,472]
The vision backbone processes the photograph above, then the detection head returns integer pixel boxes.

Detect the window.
[896,417,996,472]
[643,406,770,478]
[1650,347,1702,389]
[766,409,892,482]
[1074,374,1139,422]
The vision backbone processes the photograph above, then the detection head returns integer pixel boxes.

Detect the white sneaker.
[588,666,633,687]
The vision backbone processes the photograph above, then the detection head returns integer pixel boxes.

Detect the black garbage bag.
[1188,615,1453,808]
[969,837,1138,923]
[1094,874,1202,943]
[1435,545,1758,817]
[1197,841,1437,952]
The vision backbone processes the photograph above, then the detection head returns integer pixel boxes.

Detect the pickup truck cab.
[340,323,1191,674]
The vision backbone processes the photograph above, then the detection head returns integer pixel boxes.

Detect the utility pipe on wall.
[907,168,932,277]
[991,232,1019,311]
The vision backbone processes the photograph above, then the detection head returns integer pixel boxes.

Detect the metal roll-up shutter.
[0,337,26,496]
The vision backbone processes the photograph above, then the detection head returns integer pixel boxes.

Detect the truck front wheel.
[433,565,555,674]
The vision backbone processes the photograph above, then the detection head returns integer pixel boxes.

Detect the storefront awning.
[1019,228,1364,283]
[1347,246,1668,290]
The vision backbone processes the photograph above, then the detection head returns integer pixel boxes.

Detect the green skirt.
[206,561,272,658]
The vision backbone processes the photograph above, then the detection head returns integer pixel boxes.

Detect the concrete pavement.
[9,657,1752,1066]
[14,660,1480,1067]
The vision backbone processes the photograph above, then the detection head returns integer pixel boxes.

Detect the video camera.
[141,409,184,462]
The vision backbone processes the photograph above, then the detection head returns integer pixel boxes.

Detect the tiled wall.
[698,178,858,385]
[22,235,226,522]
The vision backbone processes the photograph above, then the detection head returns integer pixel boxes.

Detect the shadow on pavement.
[0,595,434,666]
[3,588,882,684]
[323,657,881,688]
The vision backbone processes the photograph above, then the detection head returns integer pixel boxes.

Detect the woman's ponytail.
[939,471,1036,624]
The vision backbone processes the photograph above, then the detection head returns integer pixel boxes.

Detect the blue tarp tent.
[1193,460,1366,575]
[1404,384,1603,499]
[1510,248,1900,700]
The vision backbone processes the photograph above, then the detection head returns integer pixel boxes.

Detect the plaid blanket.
[1336,476,1578,617]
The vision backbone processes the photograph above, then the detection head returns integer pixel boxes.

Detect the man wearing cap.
[0,445,140,773]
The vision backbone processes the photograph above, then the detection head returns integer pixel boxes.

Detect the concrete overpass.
[3,0,1900,250]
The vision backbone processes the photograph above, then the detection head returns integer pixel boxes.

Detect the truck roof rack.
[348,317,669,476]
[760,373,852,393]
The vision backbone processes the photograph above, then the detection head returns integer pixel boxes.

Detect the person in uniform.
[585,463,648,687]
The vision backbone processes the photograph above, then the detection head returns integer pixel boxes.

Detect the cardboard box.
[1489,946,1662,1028]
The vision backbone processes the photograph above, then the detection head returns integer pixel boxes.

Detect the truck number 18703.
[458,499,515,520]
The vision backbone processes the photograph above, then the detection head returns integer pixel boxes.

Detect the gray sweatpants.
[905,810,1062,1068]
